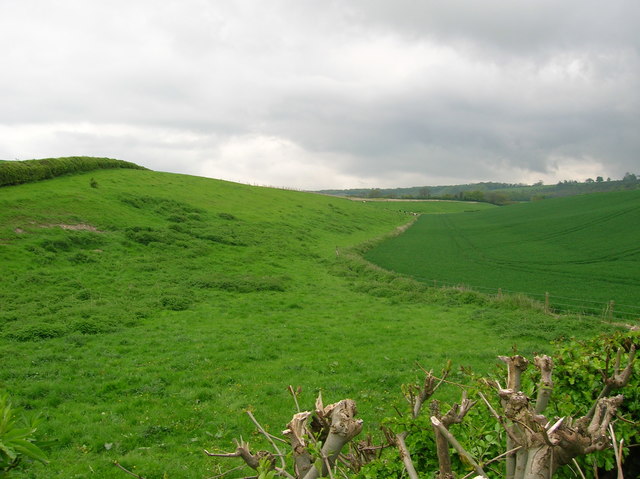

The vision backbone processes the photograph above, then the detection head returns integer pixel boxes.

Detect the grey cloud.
[345,1,640,56]
[0,0,638,187]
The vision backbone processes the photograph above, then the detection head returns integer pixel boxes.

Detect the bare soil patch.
[38,223,103,232]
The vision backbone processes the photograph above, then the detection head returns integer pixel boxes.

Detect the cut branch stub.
[441,392,477,428]
[584,394,624,451]
[283,412,313,478]
[395,431,420,479]
[237,440,261,469]
[303,399,363,479]
[498,355,530,392]
[309,392,331,441]
[498,389,530,424]
[430,393,477,479]
[350,434,384,470]
[525,394,627,474]
[204,440,273,471]
[431,417,488,478]
[283,412,311,452]
[497,389,626,478]
[430,401,453,479]
[533,355,553,414]
[585,345,635,421]
[533,355,553,387]
[402,363,450,419]
[605,344,636,390]
[413,371,437,418]
[327,399,363,443]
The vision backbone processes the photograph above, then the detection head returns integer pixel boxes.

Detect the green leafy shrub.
[552,331,639,477]
[0,157,145,187]
[0,394,48,473]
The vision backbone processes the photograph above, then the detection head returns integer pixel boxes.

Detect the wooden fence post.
[497,288,502,300]
[608,300,615,321]
[544,292,550,313]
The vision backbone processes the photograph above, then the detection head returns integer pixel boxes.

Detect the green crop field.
[0,167,625,478]
[366,190,640,319]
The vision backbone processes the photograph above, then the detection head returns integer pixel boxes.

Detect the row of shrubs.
[0,157,146,187]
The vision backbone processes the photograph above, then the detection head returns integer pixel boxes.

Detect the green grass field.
[366,190,640,319]
[0,169,623,478]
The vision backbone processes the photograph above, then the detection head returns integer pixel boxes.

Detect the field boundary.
[416,276,640,321]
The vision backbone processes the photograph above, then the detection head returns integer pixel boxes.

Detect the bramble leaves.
[0,394,48,473]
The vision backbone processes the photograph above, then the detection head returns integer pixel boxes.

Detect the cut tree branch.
[431,417,487,478]
[395,431,419,479]
[247,411,287,470]
[283,411,313,478]
[302,399,363,479]
[498,355,529,392]
[204,440,272,471]
[534,355,553,414]
[586,345,636,420]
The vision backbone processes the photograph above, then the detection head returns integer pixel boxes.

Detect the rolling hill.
[0,164,626,478]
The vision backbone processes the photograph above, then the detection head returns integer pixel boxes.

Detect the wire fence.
[416,276,640,321]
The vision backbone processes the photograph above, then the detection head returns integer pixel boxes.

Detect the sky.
[1,1,638,190]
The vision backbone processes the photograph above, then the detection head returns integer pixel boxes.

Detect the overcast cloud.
[1,0,638,189]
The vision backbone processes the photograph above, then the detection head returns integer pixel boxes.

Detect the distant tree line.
[0,157,147,187]
[320,174,640,205]
[358,186,518,205]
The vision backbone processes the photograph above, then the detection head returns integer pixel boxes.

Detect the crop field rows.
[365,190,640,320]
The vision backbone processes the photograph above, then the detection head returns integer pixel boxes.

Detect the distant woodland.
[319,172,640,205]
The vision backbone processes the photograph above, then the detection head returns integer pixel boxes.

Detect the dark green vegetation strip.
[351,198,495,214]
[320,173,640,203]
[0,157,146,187]
[366,190,640,318]
[0,169,624,478]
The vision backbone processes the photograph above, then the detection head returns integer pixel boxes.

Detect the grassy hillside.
[366,190,640,319]
[0,169,620,478]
